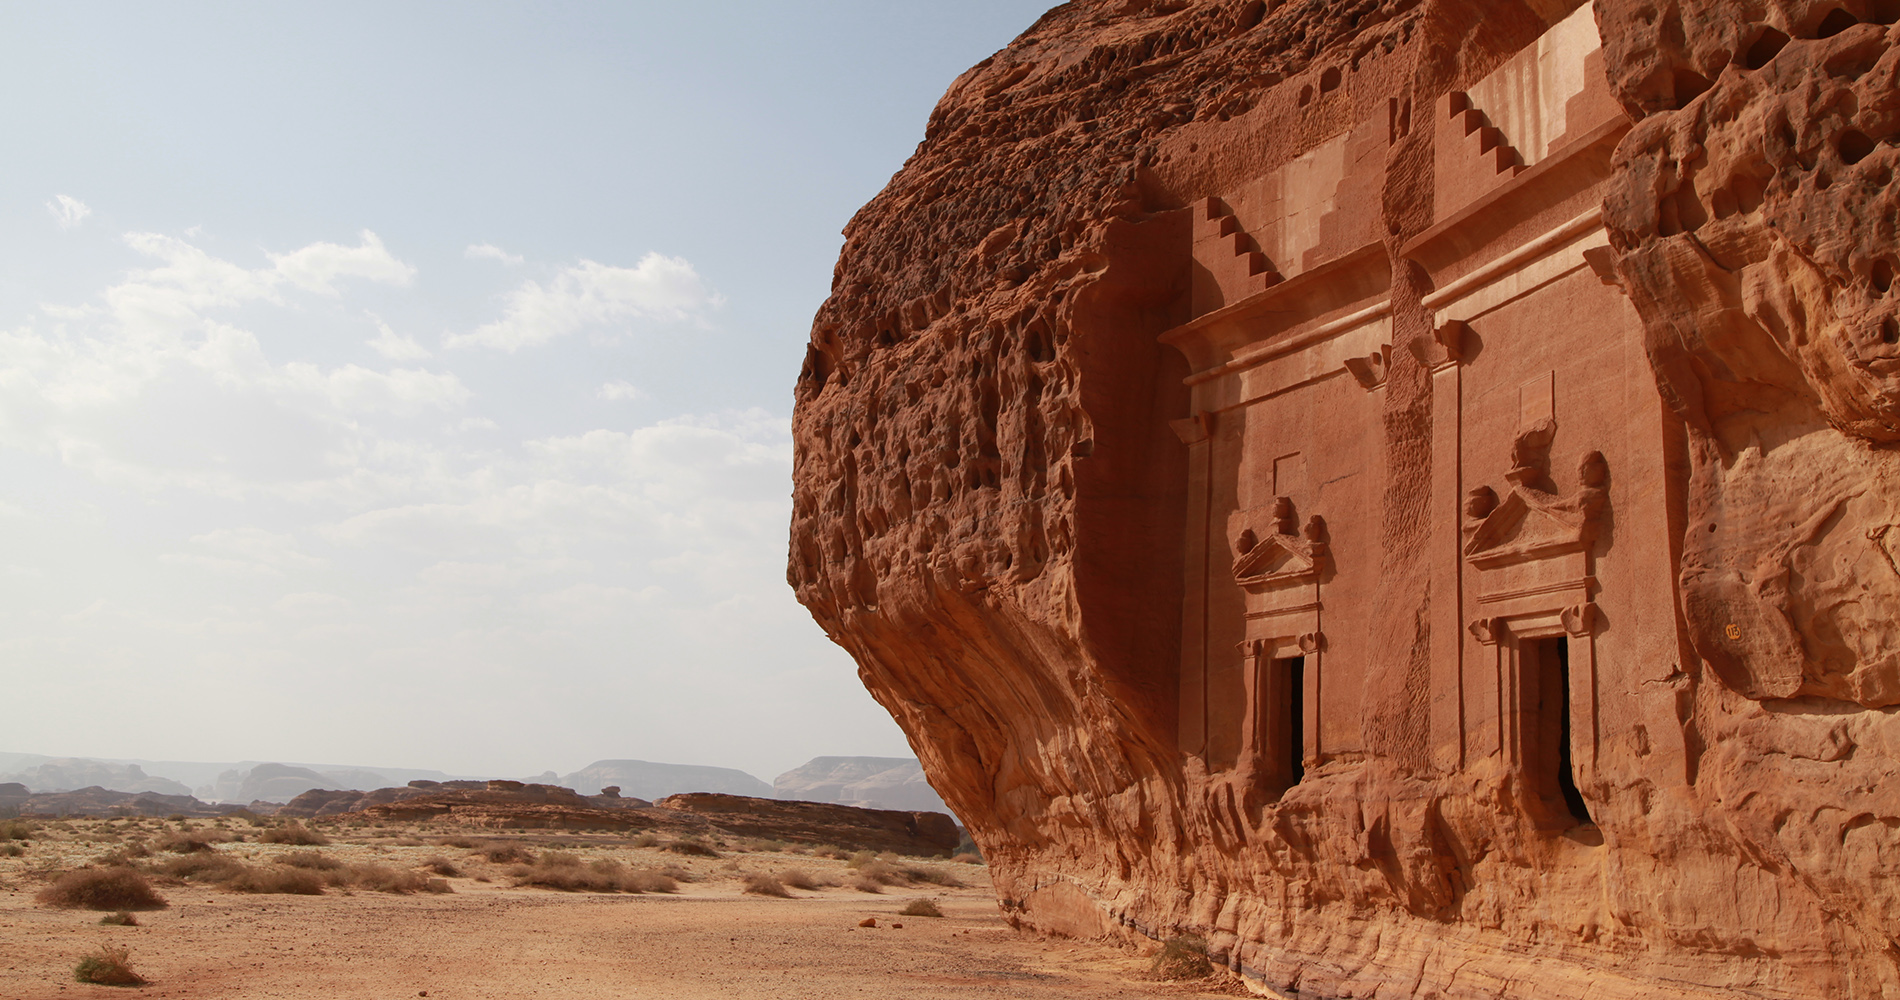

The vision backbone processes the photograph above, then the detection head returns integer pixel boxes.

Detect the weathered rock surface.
[322,784,959,854]
[772,755,953,814]
[655,792,961,855]
[0,785,235,818]
[790,0,1900,996]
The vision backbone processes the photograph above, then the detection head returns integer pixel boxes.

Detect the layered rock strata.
[790,0,1900,996]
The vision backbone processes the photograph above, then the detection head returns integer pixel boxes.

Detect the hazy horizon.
[0,2,1055,783]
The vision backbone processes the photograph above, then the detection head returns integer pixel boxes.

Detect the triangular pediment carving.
[1234,531,1320,587]
[1464,448,1608,568]
[1231,501,1329,592]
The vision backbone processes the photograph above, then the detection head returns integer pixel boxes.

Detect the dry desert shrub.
[898,898,944,917]
[852,859,905,885]
[97,841,153,864]
[435,836,482,849]
[477,841,534,864]
[655,864,696,884]
[1,843,24,857]
[741,873,790,897]
[903,864,963,888]
[153,854,247,883]
[223,865,325,895]
[850,875,884,894]
[625,869,680,893]
[339,864,426,894]
[419,856,461,877]
[1,820,37,840]
[845,851,877,869]
[98,911,139,926]
[1151,935,1214,981]
[156,829,229,853]
[509,854,677,893]
[274,851,341,871]
[628,832,660,848]
[809,844,850,860]
[777,867,826,890]
[665,837,719,857]
[258,823,328,846]
[74,943,147,986]
[38,868,169,911]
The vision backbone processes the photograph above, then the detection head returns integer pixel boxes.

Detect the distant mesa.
[0,759,191,797]
[772,756,950,815]
[0,753,952,822]
[555,759,774,800]
[209,762,392,804]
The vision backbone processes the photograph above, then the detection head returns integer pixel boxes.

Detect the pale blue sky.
[0,2,1053,782]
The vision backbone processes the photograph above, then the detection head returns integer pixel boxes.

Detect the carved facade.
[790,1,1900,996]
[1167,1,1669,835]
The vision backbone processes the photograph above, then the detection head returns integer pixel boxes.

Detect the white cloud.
[0,229,461,500]
[269,231,415,294]
[274,591,352,614]
[367,316,432,361]
[598,379,642,401]
[162,527,329,577]
[447,253,717,351]
[465,243,524,265]
[48,194,91,229]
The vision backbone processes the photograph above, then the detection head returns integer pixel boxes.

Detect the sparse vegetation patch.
[1151,935,1213,981]
[258,822,328,846]
[899,898,944,917]
[741,872,790,897]
[37,867,169,911]
[74,943,147,986]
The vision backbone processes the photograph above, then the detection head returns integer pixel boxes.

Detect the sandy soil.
[0,819,1244,999]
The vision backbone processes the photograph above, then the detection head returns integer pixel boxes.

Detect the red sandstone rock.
[790,1,1900,997]
[652,793,960,855]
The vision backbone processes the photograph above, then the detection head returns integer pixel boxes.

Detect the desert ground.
[0,816,1244,999]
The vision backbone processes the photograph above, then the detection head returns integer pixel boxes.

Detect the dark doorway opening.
[1531,637,1592,825]
[1278,656,1305,787]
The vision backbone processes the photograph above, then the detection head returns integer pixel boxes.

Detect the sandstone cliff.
[790,0,1900,996]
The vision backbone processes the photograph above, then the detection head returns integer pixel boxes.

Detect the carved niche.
[1232,496,1328,659]
[1463,419,1609,790]
[1222,496,1328,797]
